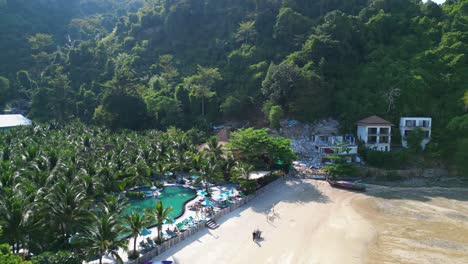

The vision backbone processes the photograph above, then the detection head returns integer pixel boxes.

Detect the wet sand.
[353,186,468,264]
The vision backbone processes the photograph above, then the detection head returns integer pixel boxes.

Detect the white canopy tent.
[0,114,32,128]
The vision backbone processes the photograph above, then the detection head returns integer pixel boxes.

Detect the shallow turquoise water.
[122,186,197,221]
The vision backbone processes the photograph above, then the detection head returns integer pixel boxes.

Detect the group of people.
[166,226,180,234]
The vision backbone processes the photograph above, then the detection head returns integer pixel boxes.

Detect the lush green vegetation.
[0,123,294,261]
[1,0,466,173]
[0,243,31,264]
[227,128,296,169]
[0,123,209,261]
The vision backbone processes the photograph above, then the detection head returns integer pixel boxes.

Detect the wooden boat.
[327,180,366,191]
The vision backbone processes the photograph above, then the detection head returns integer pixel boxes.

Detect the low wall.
[131,178,283,263]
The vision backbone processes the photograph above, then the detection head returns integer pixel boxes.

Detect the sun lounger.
[146,237,157,247]
[176,222,187,231]
[139,241,152,252]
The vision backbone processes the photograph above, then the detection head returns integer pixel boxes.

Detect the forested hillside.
[0,0,467,172]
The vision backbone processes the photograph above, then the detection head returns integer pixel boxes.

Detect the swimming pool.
[122,186,197,221]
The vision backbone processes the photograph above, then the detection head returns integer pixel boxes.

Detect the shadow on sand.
[249,177,330,215]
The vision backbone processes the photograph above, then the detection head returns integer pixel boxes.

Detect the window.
[380,128,389,135]
[405,120,416,127]
[368,128,377,135]
[422,120,430,128]
[380,136,389,143]
[368,136,377,144]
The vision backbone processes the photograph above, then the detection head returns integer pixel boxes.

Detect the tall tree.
[122,210,150,258]
[146,201,173,244]
[183,66,222,116]
[80,208,127,264]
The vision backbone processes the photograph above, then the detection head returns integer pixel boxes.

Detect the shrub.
[239,179,257,194]
[125,191,145,200]
[406,127,425,153]
[257,172,281,186]
[363,149,409,169]
[268,105,283,130]
[32,250,80,264]
[154,181,164,188]
[0,244,32,263]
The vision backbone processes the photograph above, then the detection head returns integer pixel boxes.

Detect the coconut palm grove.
[0,123,294,263]
[0,0,468,263]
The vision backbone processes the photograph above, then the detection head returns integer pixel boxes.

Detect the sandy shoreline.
[152,178,376,264]
[149,178,468,264]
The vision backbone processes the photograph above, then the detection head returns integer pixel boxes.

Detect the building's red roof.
[356,115,394,126]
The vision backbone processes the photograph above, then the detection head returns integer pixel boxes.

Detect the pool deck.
[107,183,239,264]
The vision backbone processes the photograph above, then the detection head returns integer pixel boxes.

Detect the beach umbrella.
[197,190,208,196]
[140,228,152,236]
[201,199,213,206]
[169,217,175,228]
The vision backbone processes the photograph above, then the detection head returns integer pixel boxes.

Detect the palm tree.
[80,209,127,264]
[146,200,173,243]
[193,156,223,194]
[124,160,151,188]
[43,180,92,244]
[122,209,150,258]
[231,162,256,194]
[0,189,32,254]
[205,136,223,160]
[231,162,254,182]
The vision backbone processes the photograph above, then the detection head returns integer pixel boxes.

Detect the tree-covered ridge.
[0,0,145,76]
[0,0,467,171]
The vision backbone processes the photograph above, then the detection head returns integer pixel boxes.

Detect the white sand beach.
[152,178,376,264]
[151,178,468,264]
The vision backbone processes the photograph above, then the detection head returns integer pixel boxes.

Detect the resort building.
[399,117,432,149]
[356,115,393,152]
[0,114,32,130]
[312,134,358,155]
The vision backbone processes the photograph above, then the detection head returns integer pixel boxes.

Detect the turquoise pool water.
[122,186,197,221]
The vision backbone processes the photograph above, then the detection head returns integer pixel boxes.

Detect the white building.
[0,114,32,130]
[312,134,358,155]
[399,117,432,149]
[356,115,393,152]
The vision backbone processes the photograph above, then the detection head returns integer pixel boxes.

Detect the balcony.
[367,132,390,136]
